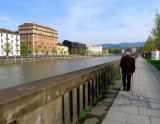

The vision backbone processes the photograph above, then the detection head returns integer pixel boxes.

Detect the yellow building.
[57,43,69,55]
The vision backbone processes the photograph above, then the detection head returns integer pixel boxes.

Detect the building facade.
[18,23,58,55]
[0,28,20,56]
[88,45,102,55]
[63,40,87,55]
[57,43,69,55]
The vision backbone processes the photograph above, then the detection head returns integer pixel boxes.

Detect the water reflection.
[0,56,121,90]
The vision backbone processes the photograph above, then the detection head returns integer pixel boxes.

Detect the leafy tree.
[3,42,12,56]
[52,47,57,55]
[20,42,28,55]
[108,48,114,53]
[141,36,155,54]
[34,45,39,55]
[114,48,121,54]
[151,11,160,48]
[79,48,82,55]
[75,48,79,54]
[82,49,86,55]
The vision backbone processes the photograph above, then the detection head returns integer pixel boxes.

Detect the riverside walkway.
[102,56,160,124]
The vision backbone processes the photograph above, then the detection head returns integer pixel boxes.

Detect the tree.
[82,49,86,55]
[52,47,57,55]
[20,42,28,55]
[3,42,12,56]
[151,11,160,48]
[141,35,155,54]
[34,45,39,55]
[79,48,82,55]
[114,48,121,54]
[75,48,79,54]
[108,48,114,53]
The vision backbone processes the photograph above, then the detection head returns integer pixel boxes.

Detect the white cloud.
[0,16,11,22]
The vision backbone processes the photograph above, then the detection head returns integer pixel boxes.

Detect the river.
[0,56,121,90]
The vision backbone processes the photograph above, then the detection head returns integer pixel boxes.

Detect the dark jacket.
[120,55,135,75]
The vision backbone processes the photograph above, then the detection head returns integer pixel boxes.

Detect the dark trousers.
[122,73,131,91]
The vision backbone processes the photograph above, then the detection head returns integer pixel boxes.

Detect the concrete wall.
[0,59,120,124]
[0,55,92,64]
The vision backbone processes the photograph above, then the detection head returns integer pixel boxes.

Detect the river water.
[0,56,121,90]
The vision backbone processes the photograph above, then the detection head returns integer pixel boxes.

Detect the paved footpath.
[102,56,160,124]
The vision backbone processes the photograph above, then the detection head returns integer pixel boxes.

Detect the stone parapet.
[0,59,120,124]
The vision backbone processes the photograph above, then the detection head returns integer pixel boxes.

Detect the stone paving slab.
[102,56,160,124]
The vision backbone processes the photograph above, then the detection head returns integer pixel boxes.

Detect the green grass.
[111,81,116,85]
[78,108,91,120]
[146,58,160,71]
[115,74,121,80]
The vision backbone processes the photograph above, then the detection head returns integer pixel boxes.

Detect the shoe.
[123,87,126,91]
[127,89,130,91]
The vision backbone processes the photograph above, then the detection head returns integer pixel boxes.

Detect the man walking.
[120,52,135,91]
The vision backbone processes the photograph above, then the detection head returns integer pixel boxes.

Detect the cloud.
[0,16,11,22]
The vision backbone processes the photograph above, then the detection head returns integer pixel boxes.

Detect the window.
[11,35,13,38]
[1,39,3,43]
[11,40,13,43]
[1,33,2,37]
[1,45,3,49]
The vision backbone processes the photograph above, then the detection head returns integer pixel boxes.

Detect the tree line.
[141,11,160,54]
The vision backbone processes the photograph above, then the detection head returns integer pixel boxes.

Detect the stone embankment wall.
[0,59,120,124]
[0,55,93,64]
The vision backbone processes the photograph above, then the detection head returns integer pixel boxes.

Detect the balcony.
[6,37,9,40]
[16,38,19,41]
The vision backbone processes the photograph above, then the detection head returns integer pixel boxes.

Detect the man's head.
[126,52,131,56]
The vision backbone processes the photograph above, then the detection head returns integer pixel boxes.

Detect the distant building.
[0,28,20,56]
[121,49,125,55]
[126,47,137,55]
[88,45,102,55]
[18,23,58,55]
[63,40,86,55]
[57,43,69,55]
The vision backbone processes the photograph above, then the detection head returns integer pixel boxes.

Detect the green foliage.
[114,48,121,54]
[75,48,79,54]
[52,47,57,54]
[91,101,97,106]
[96,94,103,101]
[3,42,12,56]
[79,48,82,55]
[141,36,155,54]
[78,108,91,120]
[108,48,114,53]
[111,81,116,85]
[20,42,28,55]
[34,45,39,55]
[151,11,160,48]
[82,49,86,55]
[116,74,121,80]
[146,58,160,71]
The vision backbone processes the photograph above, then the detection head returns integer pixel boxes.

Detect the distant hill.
[100,42,145,49]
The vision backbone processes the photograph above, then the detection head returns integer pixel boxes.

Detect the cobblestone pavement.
[102,56,160,124]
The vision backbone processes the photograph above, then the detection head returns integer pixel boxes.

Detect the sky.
[0,0,159,45]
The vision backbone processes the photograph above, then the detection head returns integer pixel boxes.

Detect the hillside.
[100,42,145,49]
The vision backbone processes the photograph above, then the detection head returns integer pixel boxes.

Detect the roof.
[0,28,19,35]
[19,23,57,32]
